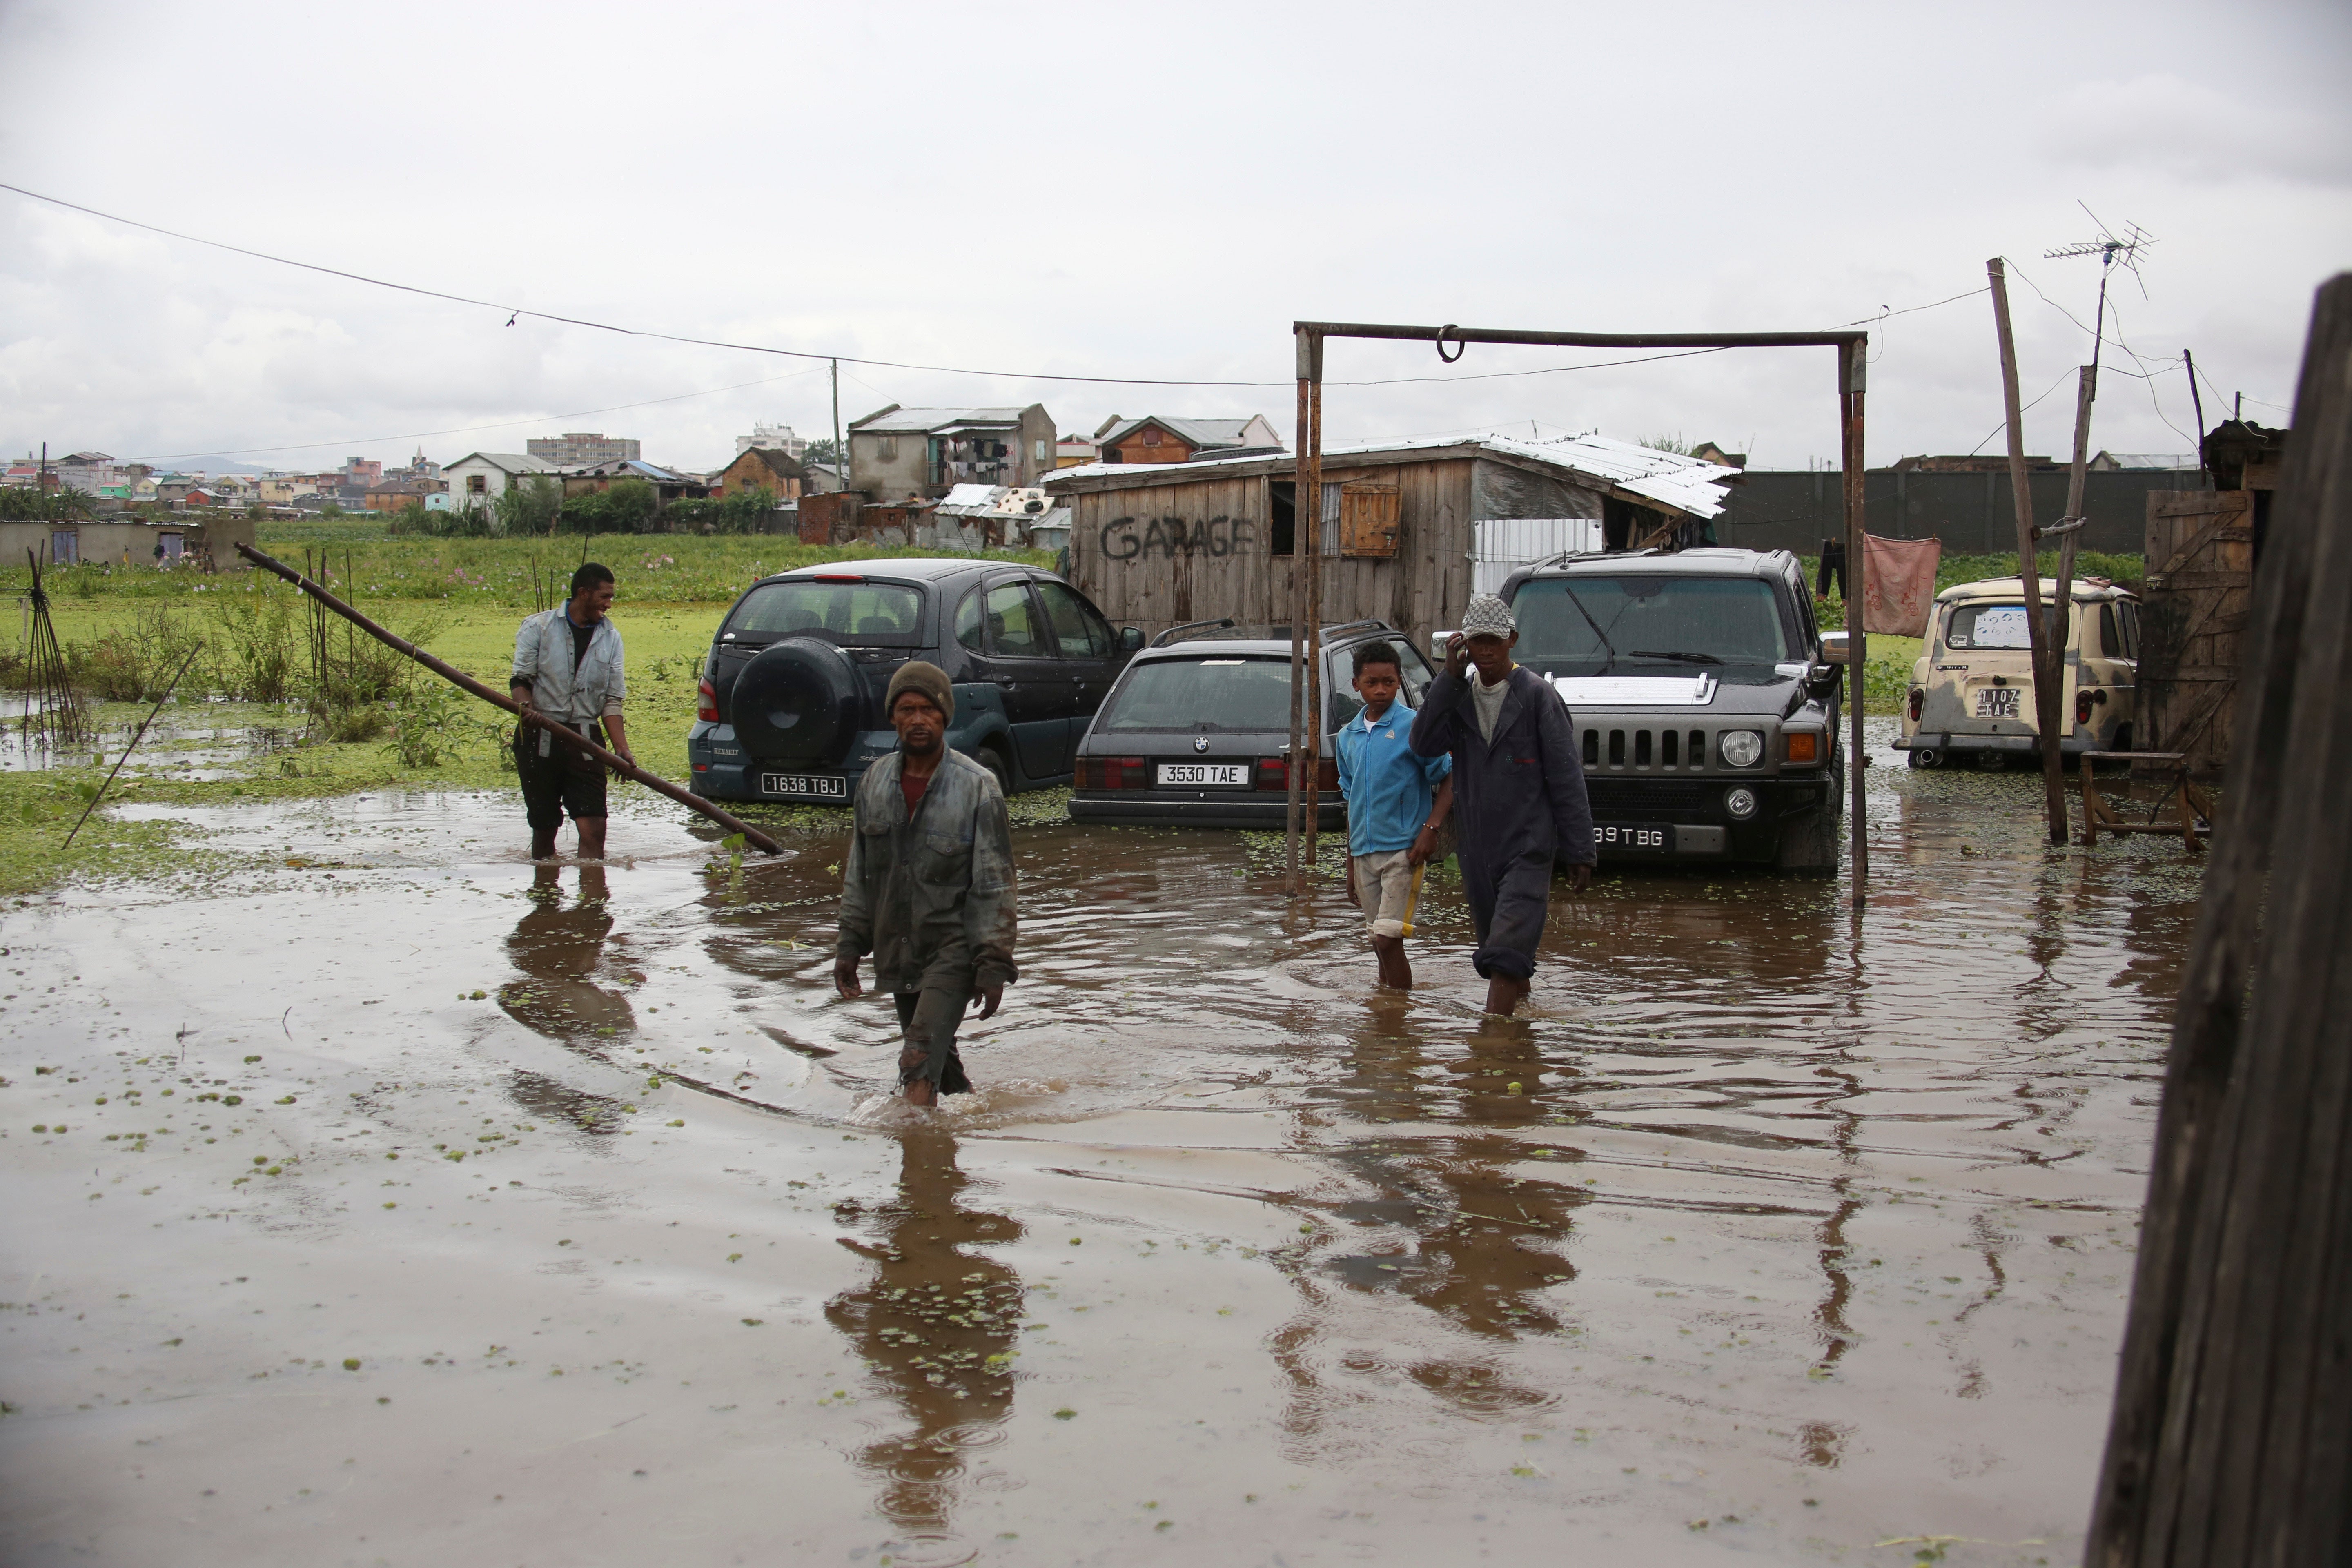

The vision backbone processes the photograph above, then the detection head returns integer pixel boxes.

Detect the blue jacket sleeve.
[1408,671,1471,760]
[1535,694,1595,864]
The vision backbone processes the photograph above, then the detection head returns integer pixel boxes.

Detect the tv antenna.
[2041,204,2154,375]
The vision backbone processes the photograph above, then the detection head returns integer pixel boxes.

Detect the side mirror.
[1119,626,1145,653]
[1817,631,1850,666]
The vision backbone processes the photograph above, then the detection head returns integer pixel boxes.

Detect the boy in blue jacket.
[1335,640,1454,990]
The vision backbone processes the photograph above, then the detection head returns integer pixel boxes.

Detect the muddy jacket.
[837,748,1018,996]
[511,606,626,726]
[1409,665,1595,868]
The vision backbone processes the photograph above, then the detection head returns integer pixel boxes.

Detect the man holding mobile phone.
[1408,593,1594,1016]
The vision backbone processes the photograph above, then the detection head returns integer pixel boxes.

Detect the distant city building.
[384,448,442,483]
[735,422,806,461]
[1056,436,1100,468]
[343,455,383,485]
[526,432,641,467]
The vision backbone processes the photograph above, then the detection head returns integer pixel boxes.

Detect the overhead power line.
[4,178,1984,399]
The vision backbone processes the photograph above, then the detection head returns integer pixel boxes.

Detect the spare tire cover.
[731,637,860,766]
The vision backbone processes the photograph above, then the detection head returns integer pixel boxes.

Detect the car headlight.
[1719,729,1764,768]
[1724,786,1759,820]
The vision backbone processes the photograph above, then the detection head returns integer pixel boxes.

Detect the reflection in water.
[499,864,639,1047]
[826,1133,1024,1540]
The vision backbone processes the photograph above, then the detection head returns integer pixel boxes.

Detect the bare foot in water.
[899,1049,937,1107]
[1483,974,1530,1017]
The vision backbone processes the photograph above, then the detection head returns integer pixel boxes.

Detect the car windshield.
[1512,575,1791,674]
[1098,657,1298,734]
[725,579,925,644]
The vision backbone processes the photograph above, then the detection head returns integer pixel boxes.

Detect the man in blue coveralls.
[1409,593,1594,1016]
[1335,640,1454,991]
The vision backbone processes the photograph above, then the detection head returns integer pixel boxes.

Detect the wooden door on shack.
[2139,489,2253,780]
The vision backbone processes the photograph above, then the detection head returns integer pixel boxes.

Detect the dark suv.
[688,558,1143,803]
[1498,548,1845,873]
[1068,620,1433,829]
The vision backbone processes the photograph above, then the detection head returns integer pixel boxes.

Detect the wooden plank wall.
[1066,459,1479,646]
[2084,270,2352,1568]
[2139,489,2253,779]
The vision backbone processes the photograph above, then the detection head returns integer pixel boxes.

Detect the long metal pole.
[2047,363,2096,840]
[1307,339,1326,879]
[236,542,786,855]
[831,359,844,494]
[1285,330,1315,889]
[1840,341,1869,897]
[1987,258,2067,844]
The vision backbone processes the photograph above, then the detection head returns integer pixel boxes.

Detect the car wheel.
[977,744,1013,796]
[1776,747,1845,875]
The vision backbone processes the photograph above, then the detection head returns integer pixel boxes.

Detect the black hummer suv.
[687,557,1142,803]
[1497,548,1845,873]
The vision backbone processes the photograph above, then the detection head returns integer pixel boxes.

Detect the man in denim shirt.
[835,662,1019,1105]
[510,562,635,861]
[1335,640,1453,990]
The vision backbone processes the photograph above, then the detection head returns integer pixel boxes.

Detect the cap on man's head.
[885,660,955,723]
[1460,593,1516,638]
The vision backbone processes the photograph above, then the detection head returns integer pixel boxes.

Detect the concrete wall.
[1712,469,2196,558]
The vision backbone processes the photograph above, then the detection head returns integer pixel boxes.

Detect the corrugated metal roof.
[1044,432,1737,519]
[850,407,1031,435]
[1096,415,1261,450]
[933,483,1051,518]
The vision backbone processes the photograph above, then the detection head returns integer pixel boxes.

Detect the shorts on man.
[1355,848,1417,939]
[514,722,608,833]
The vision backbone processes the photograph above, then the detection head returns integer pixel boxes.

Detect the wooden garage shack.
[1042,433,1735,645]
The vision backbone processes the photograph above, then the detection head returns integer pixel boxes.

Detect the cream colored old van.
[1895,576,2140,769]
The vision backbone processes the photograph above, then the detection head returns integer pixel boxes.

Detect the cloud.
[2039,73,2352,187]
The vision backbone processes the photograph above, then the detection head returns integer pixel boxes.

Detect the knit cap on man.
[885,660,955,723]
[1459,593,1516,638]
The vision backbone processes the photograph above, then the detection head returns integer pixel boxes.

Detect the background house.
[443,452,559,507]
[845,405,1056,500]
[557,458,708,506]
[1092,414,1283,465]
[712,446,807,501]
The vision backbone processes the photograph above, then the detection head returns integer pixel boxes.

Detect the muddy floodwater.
[1,721,2206,1566]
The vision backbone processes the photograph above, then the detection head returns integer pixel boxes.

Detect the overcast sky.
[2,0,2346,475]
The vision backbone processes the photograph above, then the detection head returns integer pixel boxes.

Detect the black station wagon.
[688,558,1143,803]
[1067,619,1432,829]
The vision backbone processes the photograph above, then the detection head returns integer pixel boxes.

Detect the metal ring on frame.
[1434,325,1466,363]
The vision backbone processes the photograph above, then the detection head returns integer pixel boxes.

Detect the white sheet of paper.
[1972,607,2032,649]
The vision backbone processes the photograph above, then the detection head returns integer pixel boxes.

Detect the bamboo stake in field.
[235,542,786,856]
[64,646,200,849]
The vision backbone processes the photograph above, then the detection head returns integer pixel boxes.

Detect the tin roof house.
[1042,433,1737,644]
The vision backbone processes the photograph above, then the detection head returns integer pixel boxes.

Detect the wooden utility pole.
[831,359,844,494]
[2084,270,2352,1568]
[1987,258,2070,844]
[1286,328,1324,892]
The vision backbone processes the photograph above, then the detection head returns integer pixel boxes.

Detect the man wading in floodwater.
[1409,592,1595,1016]
[510,563,635,861]
[834,663,1018,1105]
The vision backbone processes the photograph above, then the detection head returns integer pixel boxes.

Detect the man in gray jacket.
[835,662,1018,1105]
[1409,592,1595,1016]
[510,562,635,861]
